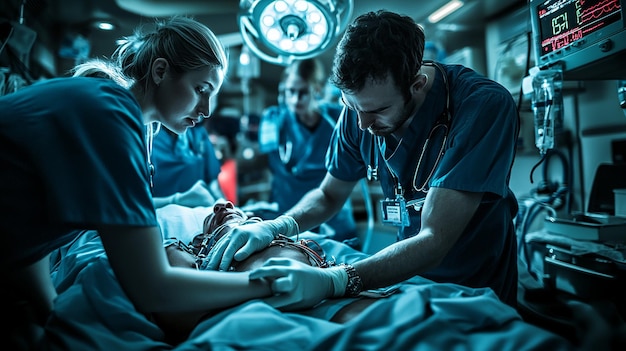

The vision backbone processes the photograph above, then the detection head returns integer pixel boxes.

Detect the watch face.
[343,264,363,297]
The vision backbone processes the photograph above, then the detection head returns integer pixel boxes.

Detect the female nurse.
[1,16,274,349]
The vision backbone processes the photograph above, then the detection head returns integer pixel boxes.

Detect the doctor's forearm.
[355,232,446,290]
[284,188,342,232]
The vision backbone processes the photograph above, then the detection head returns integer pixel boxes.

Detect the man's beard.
[368,99,416,137]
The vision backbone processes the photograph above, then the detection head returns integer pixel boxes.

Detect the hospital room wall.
[573,81,626,212]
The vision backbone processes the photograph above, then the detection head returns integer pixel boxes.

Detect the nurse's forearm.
[284,188,343,232]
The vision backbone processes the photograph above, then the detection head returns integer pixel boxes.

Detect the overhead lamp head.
[92,20,116,31]
[239,0,353,66]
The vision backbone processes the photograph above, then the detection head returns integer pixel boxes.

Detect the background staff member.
[206,10,520,311]
[151,123,225,208]
[258,58,358,246]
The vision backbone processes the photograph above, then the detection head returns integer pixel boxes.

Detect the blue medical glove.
[206,215,299,271]
[248,258,348,311]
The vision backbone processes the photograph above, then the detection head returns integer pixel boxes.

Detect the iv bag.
[531,68,563,155]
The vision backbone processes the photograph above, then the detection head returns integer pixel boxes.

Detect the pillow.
[156,204,213,244]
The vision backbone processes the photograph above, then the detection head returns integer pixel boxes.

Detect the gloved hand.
[173,180,217,208]
[248,258,348,311]
[205,215,299,271]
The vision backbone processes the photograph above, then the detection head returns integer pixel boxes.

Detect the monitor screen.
[536,0,622,56]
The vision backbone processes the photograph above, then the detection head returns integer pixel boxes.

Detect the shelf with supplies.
[544,213,626,242]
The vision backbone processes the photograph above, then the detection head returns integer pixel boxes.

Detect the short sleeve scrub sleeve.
[325,107,369,182]
[0,77,157,268]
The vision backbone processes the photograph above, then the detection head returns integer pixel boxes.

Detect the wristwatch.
[342,264,363,297]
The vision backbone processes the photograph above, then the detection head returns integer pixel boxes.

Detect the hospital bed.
[42,204,581,351]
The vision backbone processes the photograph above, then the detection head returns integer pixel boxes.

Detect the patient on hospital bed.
[156,200,382,341]
[165,200,329,271]
[46,200,593,350]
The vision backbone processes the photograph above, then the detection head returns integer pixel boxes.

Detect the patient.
[156,200,380,341]
[166,201,330,270]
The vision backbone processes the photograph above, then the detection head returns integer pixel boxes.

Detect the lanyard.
[280,109,335,166]
[279,139,293,164]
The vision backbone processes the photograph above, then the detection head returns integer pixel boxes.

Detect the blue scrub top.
[151,125,222,197]
[0,77,157,268]
[259,103,357,241]
[326,64,519,305]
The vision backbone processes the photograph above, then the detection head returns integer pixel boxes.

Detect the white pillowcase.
[156,204,213,244]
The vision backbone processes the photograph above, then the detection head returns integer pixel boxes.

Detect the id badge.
[258,118,279,153]
[380,198,410,227]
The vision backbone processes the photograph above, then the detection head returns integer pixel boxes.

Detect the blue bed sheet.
[43,206,574,351]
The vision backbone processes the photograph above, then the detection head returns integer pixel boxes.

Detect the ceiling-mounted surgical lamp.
[238,0,353,66]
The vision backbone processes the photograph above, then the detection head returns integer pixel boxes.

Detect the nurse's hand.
[206,215,299,271]
[249,258,347,311]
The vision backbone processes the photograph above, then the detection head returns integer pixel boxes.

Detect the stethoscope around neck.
[278,139,293,164]
[278,108,333,166]
[367,60,452,203]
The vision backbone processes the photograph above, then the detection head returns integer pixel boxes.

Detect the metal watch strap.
[342,264,363,297]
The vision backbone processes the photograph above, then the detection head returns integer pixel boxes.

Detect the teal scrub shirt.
[151,125,222,198]
[0,77,157,269]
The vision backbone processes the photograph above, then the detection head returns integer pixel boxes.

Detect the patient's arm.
[8,255,57,324]
[99,225,272,314]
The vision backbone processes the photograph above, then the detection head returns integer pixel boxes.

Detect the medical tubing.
[540,149,569,210]
[517,198,556,281]
[529,154,546,184]
[540,82,552,153]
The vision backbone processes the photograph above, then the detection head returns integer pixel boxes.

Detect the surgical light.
[238,0,353,65]
[91,20,116,31]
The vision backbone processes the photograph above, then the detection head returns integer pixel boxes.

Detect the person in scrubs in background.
[151,114,226,209]
[257,58,359,247]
